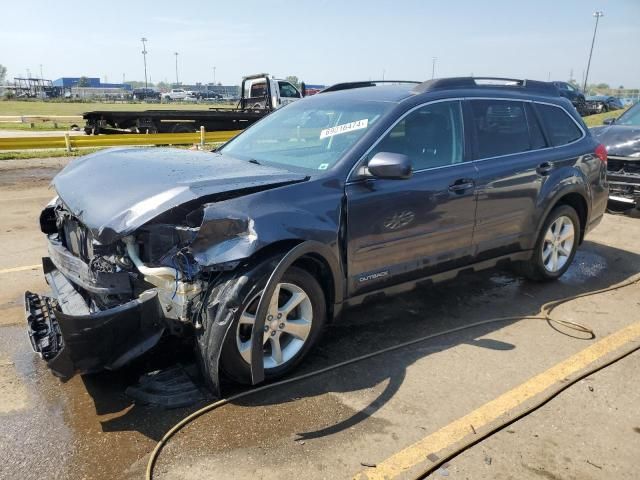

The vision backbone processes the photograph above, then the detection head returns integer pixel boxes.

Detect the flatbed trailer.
[83,73,304,135]
[83,107,268,134]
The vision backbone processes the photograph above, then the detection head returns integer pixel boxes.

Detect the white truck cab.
[241,74,302,110]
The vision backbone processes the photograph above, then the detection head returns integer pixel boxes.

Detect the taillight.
[595,144,608,165]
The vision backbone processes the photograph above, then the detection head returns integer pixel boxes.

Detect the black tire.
[515,205,580,282]
[197,264,326,386]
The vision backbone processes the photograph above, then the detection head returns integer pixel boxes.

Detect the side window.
[370,101,464,170]
[535,104,583,146]
[470,100,531,158]
[278,82,300,98]
[525,103,547,150]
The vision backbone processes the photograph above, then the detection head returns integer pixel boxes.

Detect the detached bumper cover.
[25,258,165,380]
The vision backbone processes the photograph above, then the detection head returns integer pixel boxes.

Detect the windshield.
[221,98,393,171]
[616,103,640,126]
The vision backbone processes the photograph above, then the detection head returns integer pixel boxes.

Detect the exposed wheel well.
[245,240,337,321]
[555,193,588,243]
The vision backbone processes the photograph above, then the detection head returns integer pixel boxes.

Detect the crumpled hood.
[53,148,307,244]
[591,125,640,158]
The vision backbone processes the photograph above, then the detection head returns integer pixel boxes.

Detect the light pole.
[141,37,149,89]
[583,11,603,93]
[431,57,437,79]
[39,64,43,80]
[213,66,216,85]
[382,69,385,81]
[174,52,179,85]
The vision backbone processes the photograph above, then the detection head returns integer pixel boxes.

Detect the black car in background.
[591,101,640,209]
[196,91,223,100]
[553,81,586,115]
[132,88,161,101]
[26,77,608,392]
[586,95,624,114]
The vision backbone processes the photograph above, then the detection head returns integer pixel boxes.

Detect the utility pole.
[583,11,603,93]
[174,52,179,85]
[141,37,149,89]
[431,57,437,79]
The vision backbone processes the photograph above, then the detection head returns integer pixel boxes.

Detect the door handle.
[448,178,475,193]
[536,162,553,175]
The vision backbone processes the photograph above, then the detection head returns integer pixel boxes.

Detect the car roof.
[316,84,416,103]
[318,77,562,105]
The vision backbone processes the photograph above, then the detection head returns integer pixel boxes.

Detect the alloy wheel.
[541,215,575,273]
[236,282,313,369]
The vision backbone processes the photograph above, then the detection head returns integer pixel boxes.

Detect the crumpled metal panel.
[52,147,307,244]
[189,181,341,268]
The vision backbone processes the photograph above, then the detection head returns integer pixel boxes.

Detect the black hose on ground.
[146,273,640,480]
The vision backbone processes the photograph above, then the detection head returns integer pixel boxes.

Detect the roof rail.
[412,77,559,96]
[320,80,421,94]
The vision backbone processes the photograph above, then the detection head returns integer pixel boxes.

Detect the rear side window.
[470,100,532,158]
[535,104,583,146]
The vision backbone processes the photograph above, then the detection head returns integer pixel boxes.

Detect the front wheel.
[198,265,326,386]
[515,205,580,281]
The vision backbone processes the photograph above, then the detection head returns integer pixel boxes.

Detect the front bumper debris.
[25,258,165,380]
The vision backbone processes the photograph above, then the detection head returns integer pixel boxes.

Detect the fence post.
[64,133,72,153]
[200,126,205,147]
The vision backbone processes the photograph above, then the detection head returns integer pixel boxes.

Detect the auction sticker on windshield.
[320,119,369,139]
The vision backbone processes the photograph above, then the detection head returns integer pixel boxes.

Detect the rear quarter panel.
[530,136,607,248]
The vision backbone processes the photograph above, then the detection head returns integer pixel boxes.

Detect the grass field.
[583,109,625,127]
[0,122,79,131]
[0,100,237,116]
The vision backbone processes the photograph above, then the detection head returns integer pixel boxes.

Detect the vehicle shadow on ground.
[92,240,637,443]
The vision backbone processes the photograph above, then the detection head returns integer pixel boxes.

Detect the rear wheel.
[515,205,580,281]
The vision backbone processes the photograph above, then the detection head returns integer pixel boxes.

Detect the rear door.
[469,98,551,258]
[346,100,477,296]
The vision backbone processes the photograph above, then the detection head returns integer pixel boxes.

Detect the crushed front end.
[607,156,640,209]
[26,198,206,380]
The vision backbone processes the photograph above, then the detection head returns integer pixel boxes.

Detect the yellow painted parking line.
[355,321,640,480]
[0,264,41,275]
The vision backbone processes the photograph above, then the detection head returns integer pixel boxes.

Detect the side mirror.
[603,117,616,125]
[367,152,412,180]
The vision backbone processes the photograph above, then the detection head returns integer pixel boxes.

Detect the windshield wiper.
[248,158,261,165]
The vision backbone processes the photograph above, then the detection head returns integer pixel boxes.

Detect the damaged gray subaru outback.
[26,77,608,393]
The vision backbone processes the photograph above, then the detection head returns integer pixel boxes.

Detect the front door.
[345,100,477,296]
[277,81,302,107]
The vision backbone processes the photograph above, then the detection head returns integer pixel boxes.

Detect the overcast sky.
[1,0,638,87]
